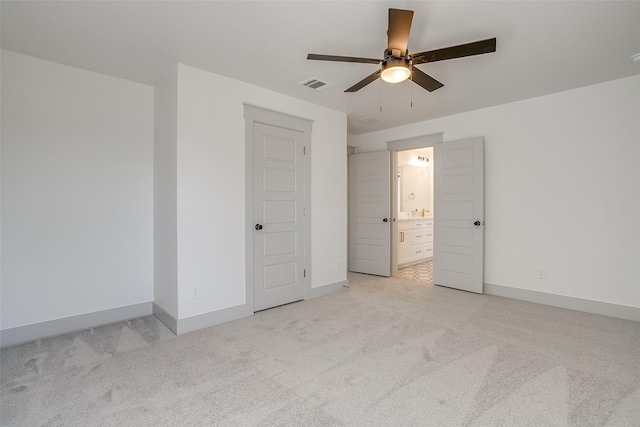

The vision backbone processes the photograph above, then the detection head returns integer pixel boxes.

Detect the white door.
[433,137,484,293]
[349,151,391,276]
[253,123,305,311]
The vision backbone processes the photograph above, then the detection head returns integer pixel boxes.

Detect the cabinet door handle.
[400,232,404,243]
[427,233,433,237]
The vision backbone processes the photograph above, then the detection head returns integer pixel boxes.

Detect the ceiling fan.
[307,8,496,93]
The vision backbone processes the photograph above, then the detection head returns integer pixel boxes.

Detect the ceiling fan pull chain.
[410,64,413,108]
[379,79,382,112]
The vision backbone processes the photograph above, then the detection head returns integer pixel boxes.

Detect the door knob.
[473,220,481,226]
[255,224,263,230]
[382,218,389,222]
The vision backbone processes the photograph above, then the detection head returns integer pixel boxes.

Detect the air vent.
[356,117,379,124]
[299,77,334,90]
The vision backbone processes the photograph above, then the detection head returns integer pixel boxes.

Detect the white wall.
[1,50,155,329]
[349,75,640,309]
[176,64,347,320]
[153,64,179,319]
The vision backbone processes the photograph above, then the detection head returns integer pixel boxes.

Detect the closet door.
[253,123,306,311]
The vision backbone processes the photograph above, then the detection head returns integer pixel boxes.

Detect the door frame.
[243,104,312,311]
[387,133,444,277]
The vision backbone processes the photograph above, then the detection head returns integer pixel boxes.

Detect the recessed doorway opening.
[395,147,435,282]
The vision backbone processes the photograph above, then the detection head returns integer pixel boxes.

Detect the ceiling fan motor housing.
[381,56,411,83]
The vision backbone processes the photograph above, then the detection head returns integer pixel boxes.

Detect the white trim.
[154,302,253,335]
[152,302,178,334]
[306,280,348,300]
[0,302,153,348]
[243,104,313,312]
[303,133,313,302]
[386,132,444,152]
[176,304,253,335]
[485,283,640,322]
[242,102,315,126]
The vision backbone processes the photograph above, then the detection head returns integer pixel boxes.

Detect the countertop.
[397,216,433,221]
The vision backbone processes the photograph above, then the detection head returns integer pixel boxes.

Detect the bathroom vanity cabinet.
[398,218,434,267]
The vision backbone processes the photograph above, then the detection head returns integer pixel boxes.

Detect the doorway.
[387,133,443,278]
[348,133,485,294]
[395,147,434,282]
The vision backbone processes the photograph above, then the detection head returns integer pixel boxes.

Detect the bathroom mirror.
[398,165,430,213]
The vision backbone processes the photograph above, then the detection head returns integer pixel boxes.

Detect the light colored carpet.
[1,273,639,426]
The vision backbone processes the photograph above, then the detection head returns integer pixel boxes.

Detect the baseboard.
[0,302,153,348]
[152,303,178,334]
[157,282,347,335]
[484,283,640,323]
[176,303,253,335]
[1,281,350,347]
[306,280,348,300]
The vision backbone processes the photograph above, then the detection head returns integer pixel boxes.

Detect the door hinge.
[303,146,306,155]
[303,207,306,216]
[304,269,306,278]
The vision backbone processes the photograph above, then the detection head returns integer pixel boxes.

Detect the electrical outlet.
[191,285,200,298]
[536,269,545,279]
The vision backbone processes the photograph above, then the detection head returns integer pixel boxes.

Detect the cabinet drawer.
[423,242,434,259]
[412,229,426,244]
[412,244,424,261]
[413,220,425,229]
[423,229,434,243]
[424,219,434,228]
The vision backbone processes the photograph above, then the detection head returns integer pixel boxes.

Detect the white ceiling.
[2,1,639,134]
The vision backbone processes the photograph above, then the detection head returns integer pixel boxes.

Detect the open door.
[349,151,391,276]
[433,137,484,293]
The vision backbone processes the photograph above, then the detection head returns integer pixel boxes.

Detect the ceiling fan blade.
[345,69,382,92]
[411,38,496,65]
[387,8,414,57]
[411,67,444,92]
[307,54,381,64]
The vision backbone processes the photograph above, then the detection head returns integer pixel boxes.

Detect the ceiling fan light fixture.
[381,57,410,83]
[307,9,496,93]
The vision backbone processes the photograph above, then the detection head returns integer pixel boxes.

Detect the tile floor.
[397,260,433,282]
